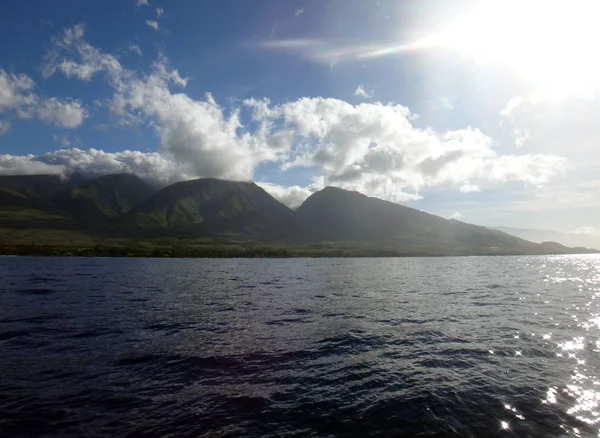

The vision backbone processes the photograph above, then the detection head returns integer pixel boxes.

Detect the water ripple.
[0,254,599,436]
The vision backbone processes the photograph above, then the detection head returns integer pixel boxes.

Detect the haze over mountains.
[493,227,600,252]
[0,173,596,256]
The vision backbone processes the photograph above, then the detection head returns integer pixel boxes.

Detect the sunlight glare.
[426,0,600,98]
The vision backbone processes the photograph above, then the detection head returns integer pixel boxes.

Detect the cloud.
[0,69,38,113]
[574,226,596,235]
[146,20,160,31]
[500,96,534,147]
[500,94,600,158]
[0,120,10,135]
[37,98,87,128]
[0,67,86,130]
[41,24,122,81]
[0,25,566,206]
[460,184,480,193]
[256,182,314,208]
[295,7,304,16]
[354,85,373,99]
[0,154,68,176]
[156,7,164,18]
[52,134,81,147]
[431,96,454,110]
[0,148,177,181]
[253,38,428,65]
[449,212,464,220]
[252,39,321,49]
[136,0,149,7]
[245,97,565,201]
[128,44,142,56]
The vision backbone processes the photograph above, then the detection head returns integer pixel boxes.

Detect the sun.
[426,0,600,99]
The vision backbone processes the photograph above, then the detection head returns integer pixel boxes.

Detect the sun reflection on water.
[536,256,600,432]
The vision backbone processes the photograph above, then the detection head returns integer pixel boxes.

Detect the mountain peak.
[123,176,298,238]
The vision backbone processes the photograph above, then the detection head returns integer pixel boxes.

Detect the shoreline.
[1,244,596,259]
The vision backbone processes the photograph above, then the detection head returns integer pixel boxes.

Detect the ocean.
[1,255,599,437]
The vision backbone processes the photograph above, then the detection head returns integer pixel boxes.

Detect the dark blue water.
[1,255,600,437]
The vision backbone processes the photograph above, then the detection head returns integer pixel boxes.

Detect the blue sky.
[1,0,599,235]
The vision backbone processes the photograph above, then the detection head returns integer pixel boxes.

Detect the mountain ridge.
[0,173,596,256]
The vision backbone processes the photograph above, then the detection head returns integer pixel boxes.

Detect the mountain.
[493,227,600,251]
[0,173,157,227]
[55,174,157,221]
[0,174,73,226]
[295,186,573,254]
[0,174,596,255]
[122,178,300,239]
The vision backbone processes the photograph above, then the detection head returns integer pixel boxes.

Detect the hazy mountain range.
[0,173,596,256]
[493,227,600,251]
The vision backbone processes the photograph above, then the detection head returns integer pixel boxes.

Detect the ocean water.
[1,255,600,437]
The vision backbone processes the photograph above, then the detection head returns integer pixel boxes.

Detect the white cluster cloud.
[0,148,177,181]
[156,8,164,18]
[0,25,568,208]
[459,184,480,193]
[136,0,149,7]
[146,20,160,31]
[245,97,565,202]
[354,85,373,99]
[0,70,37,114]
[0,68,86,129]
[256,182,315,209]
[37,98,87,128]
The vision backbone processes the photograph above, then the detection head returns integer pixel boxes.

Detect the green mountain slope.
[56,173,157,221]
[123,178,300,238]
[0,175,72,225]
[295,186,565,254]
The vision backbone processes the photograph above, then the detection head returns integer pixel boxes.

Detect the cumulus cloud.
[295,7,304,16]
[136,0,149,7]
[0,154,67,176]
[245,97,565,201]
[146,20,160,31]
[0,67,86,130]
[0,24,568,207]
[460,184,480,193]
[0,69,38,114]
[354,85,373,99]
[0,148,178,181]
[256,182,314,208]
[37,98,87,128]
[156,7,164,18]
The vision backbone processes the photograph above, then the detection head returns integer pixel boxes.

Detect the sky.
[0,0,599,235]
